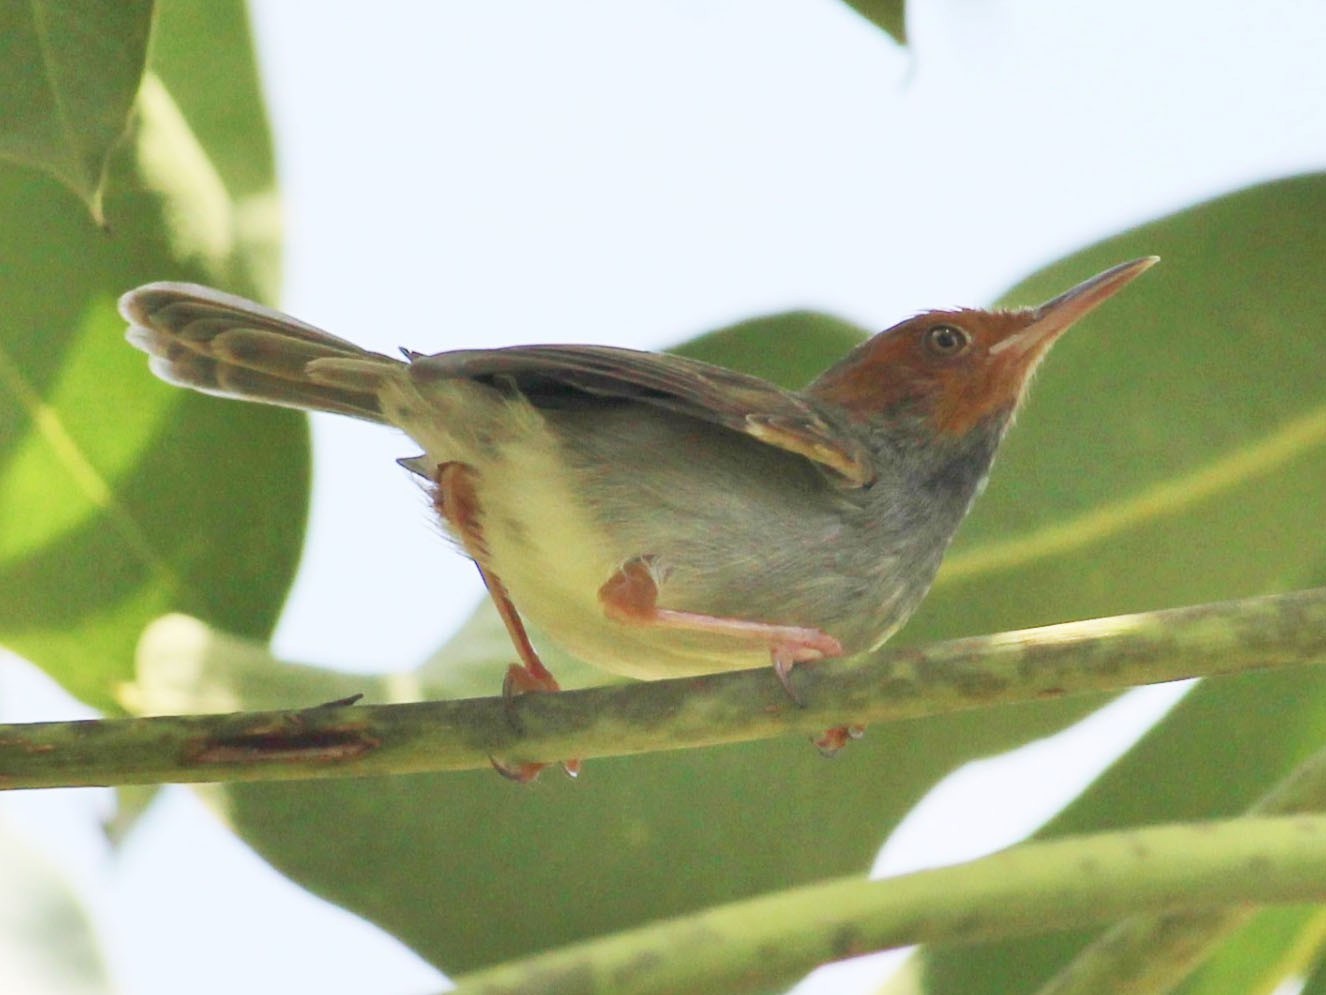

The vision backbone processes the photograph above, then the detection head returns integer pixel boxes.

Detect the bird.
[120,257,1157,779]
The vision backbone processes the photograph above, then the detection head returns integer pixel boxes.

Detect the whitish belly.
[470,427,775,680]
[393,382,816,681]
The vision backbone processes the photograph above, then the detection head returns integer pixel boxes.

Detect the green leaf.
[0,816,113,995]
[148,1,275,201]
[673,310,865,387]
[1295,921,1326,995]
[0,0,154,224]
[148,0,280,297]
[1178,907,1326,995]
[839,0,907,45]
[917,172,1326,993]
[134,174,1326,979]
[173,614,1098,974]
[131,299,1093,969]
[0,2,302,712]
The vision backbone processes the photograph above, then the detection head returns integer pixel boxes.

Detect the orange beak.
[989,256,1160,359]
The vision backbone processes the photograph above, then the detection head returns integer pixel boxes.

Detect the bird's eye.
[924,324,971,357]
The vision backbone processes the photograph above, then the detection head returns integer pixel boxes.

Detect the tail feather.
[120,282,403,423]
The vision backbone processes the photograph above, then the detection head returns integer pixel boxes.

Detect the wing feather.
[411,345,874,486]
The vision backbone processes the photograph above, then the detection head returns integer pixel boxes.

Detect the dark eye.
[924,324,971,357]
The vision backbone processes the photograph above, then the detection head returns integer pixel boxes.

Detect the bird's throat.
[918,412,1008,506]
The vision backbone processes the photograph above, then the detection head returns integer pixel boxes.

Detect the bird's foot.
[812,724,866,756]
[769,631,844,707]
[492,663,581,783]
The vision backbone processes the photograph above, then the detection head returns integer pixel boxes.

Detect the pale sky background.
[2,2,1326,994]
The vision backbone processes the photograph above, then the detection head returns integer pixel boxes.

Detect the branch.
[448,814,1326,995]
[2,587,1325,790]
[1031,741,1326,995]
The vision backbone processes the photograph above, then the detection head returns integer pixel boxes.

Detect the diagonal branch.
[2,586,1325,791]
[1030,733,1326,995]
[449,813,1326,995]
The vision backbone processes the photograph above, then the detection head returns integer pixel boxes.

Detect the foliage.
[2,4,1325,994]
[0,0,302,712]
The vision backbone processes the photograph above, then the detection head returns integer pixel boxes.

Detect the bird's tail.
[120,282,404,423]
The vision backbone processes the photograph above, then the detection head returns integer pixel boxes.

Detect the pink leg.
[598,556,844,703]
[434,462,579,781]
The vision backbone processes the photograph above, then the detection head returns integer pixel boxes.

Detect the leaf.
[156,613,1096,975]
[671,310,861,386]
[148,1,275,201]
[0,1,302,712]
[0,0,154,224]
[0,816,113,995]
[1296,923,1326,995]
[839,0,907,45]
[133,174,1326,978]
[130,295,1101,969]
[915,172,1326,993]
[148,0,280,297]
[1178,907,1326,995]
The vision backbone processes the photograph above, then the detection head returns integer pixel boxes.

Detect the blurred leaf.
[148,1,275,201]
[0,816,113,995]
[156,619,1093,977]
[916,172,1326,993]
[675,310,865,387]
[1179,907,1326,995]
[0,1,302,712]
[135,300,1101,970]
[1296,923,1326,995]
[840,0,907,45]
[148,0,280,296]
[135,174,1326,977]
[0,0,153,224]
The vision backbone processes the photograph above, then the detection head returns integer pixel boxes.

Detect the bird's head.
[808,257,1158,437]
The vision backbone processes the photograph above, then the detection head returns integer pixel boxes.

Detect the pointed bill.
[990,256,1160,357]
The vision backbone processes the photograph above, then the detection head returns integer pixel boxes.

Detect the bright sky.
[2,3,1325,994]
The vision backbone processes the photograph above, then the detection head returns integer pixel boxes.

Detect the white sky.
[2,2,1325,994]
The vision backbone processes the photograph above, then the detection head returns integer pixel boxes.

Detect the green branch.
[2,586,1325,790]
[449,814,1326,995]
[1032,741,1326,995]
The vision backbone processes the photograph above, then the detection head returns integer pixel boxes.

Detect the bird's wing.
[410,344,875,487]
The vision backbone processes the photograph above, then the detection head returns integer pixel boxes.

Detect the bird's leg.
[598,556,844,704]
[600,556,861,753]
[433,461,578,781]
[433,462,556,693]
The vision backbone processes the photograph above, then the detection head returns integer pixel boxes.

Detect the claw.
[773,653,806,707]
[770,632,842,706]
[496,663,579,780]
[489,756,582,783]
[813,725,865,756]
